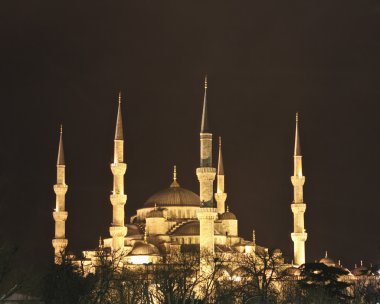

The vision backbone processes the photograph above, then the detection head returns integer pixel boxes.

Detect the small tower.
[196,76,217,273]
[290,113,308,265]
[109,92,128,252]
[52,125,68,264]
[215,136,227,214]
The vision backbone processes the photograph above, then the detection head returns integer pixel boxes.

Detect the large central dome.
[144,166,201,208]
[144,186,200,207]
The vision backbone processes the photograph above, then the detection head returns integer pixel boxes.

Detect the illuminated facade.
[52,78,307,274]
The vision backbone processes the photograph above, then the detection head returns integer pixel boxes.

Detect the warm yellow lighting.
[130,255,151,264]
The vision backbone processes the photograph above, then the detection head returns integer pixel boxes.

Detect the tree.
[232,249,284,303]
[150,249,200,304]
[298,262,352,303]
[40,253,90,304]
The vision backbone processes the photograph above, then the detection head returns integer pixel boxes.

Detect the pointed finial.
[99,236,103,248]
[252,228,256,245]
[291,259,294,266]
[170,165,180,187]
[226,205,229,212]
[57,124,65,166]
[338,259,341,266]
[144,230,147,243]
[360,260,363,267]
[325,251,328,258]
[200,76,210,133]
[294,112,301,156]
[118,91,121,104]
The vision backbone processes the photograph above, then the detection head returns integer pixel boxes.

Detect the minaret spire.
[109,92,128,252]
[200,75,209,133]
[294,112,301,157]
[57,124,65,166]
[215,136,227,214]
[115,91,124,141]
[52,125,68,264]
[290,112,308,266]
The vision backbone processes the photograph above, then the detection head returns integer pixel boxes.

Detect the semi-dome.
[146,209,164,218]
[172,221,221,236]
[129,242,159,256]
[144,167,200,208]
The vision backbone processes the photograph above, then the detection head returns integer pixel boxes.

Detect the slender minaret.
[196,76,217,266]
[215,136,227,214]
[109,92,127,252]
[291,113,308,265]
[52,125,68,264]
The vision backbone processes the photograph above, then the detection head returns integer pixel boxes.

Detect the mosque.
[51,78,308,273]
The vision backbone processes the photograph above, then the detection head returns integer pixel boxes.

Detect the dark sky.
[0,1,379,269]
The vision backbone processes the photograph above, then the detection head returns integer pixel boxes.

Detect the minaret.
[196,76,217,266]
[215,136,227,214]
[52,125,68,264]
[252,228,256,256]
[109,92,127,252]
[291,113,308,265]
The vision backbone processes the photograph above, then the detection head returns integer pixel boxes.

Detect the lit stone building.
[52,78,307,274]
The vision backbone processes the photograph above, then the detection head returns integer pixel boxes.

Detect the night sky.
[0,1,379,269]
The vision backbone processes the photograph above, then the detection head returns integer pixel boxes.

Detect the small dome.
[319,257,335,266]
[220,211,237,220]
[352,265,370,276]
[130,242,159,256]
[146,209,164,218]
[319,251,336,266]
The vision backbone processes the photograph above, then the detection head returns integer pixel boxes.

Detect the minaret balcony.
[196,168,216,181]
[291,203,306,213]
[291,232,308,242]
[53,184,68,195]
[197,208,218,220]
[110,194,127,205]
[53,211,68,222]
[215,192,227,202]
[111,163,127,175]
[52,238,68,248]
[291,176,305,186]
[109,226,127,237]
